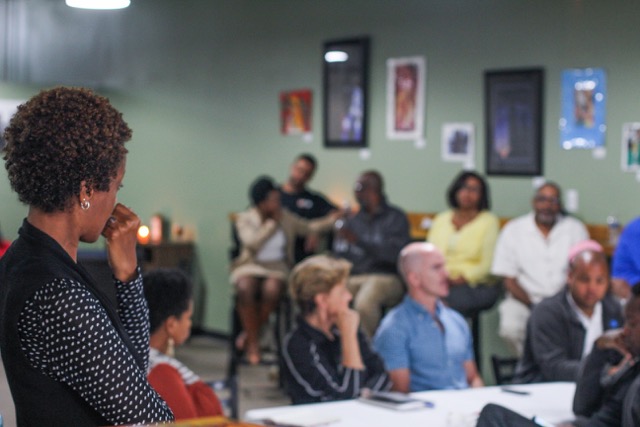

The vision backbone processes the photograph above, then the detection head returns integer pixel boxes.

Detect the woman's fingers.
[103,203,141,282]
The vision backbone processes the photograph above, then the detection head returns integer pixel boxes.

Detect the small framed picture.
[442,122,474,162]
[622,123,640,172]
[280,89,312,135]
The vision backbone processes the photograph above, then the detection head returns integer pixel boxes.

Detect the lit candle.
[137,225,150,245]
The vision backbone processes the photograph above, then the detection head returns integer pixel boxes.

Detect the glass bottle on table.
[333,200,351,253]
[606,214,621,247]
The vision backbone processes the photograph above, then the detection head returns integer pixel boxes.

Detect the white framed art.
[386,56,425,140]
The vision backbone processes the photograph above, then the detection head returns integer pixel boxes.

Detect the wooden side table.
[139,241,195,274]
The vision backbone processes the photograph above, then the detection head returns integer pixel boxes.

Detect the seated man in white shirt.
[513,240,624,383]
[492,182,589,356]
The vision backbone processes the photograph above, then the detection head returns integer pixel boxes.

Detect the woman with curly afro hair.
[0,87,174,426]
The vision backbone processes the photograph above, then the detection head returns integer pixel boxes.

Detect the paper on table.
[261,410,340,427]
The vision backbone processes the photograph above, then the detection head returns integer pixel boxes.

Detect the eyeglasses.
[534,195,560,205]
[460,184,481,193]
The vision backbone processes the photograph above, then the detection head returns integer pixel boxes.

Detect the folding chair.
[491,354,519,385]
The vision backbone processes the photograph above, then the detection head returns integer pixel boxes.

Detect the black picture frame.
[323,37,369,148]
[485,68,544,176]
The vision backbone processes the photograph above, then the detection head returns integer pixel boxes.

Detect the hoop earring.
[81,199,90,211]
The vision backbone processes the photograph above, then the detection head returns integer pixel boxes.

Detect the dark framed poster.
[485,68,544,176]
[323,37,369,148]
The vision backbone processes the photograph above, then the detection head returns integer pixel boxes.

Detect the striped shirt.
[281,316,391,404]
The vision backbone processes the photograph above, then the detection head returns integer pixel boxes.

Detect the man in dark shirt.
[514,242,623,384]
[476,286,640,427]
[279,153,336,264]
[333,170,410,337]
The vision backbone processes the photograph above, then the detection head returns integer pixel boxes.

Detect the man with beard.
[491,182,589,356]
[279,154,336,263]
[333,171,410,337]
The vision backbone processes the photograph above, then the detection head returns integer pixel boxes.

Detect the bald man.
[477,285,640,427]
[373,242,483,392]
[514,241,624,383]
[333,171,410,337]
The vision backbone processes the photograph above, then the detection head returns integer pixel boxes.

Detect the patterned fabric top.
[18,273,174,425]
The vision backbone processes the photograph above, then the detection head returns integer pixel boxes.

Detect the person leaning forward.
[477,284,640,427]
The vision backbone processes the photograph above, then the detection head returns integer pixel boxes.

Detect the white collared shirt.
[566,292,603,357]
[491,212,589,303]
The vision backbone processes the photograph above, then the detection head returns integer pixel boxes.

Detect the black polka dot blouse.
[18,273,174,425]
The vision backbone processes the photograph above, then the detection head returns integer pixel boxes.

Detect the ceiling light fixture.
[65,0,131,10]
[324,51,349,63]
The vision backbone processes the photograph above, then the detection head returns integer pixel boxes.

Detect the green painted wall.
[1,1,640,341]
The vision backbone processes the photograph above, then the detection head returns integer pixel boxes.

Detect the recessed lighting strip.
[65,0,131,10]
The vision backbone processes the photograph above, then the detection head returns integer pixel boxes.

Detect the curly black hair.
[3,87,132,212]
[143,268,194,334]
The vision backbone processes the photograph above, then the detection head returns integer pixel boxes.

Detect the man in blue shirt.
[612,216,640,301]
[373,242,483,392]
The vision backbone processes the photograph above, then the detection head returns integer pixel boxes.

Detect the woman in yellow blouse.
[427,171,500,317]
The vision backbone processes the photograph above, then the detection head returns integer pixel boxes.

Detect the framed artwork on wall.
[442,122,474,163]
[621,122,640,172]
[386,56,425,140]
[560,68,607,150]
[484,68,544,176]
[323,37,369,148]
[280,89,312,135]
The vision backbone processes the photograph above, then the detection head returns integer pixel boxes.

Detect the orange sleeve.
[148,363,199,420]
[187,381,224,417]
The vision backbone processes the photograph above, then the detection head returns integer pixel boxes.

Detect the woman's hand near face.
[336,308,364,370]
[102,203,141,282]
[336,308,360,338]
[597,328,632,353]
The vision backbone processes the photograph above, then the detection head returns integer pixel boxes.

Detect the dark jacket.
[333,201,410,275]
[623,373,640,427]
[573,347,640,427]
[514,288,623,384]
[0,220,171,426]
[281,316,391,404]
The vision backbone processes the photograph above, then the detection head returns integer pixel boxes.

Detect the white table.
[245,382,576,427]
